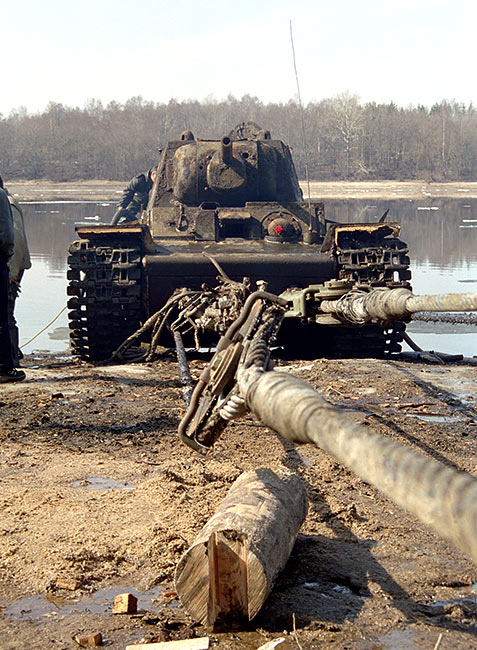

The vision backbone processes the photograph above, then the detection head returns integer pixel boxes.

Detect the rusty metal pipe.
[173,330,194,406]
[238,367,477,563]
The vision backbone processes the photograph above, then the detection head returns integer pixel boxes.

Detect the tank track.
[336,236,411,356]
[336,237,411,287]
[66,239,142,361]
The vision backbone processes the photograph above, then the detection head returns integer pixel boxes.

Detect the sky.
[2,0,476,115]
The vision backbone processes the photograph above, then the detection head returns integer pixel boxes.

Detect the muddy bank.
[0,352,476,649]
[8,179,477,202]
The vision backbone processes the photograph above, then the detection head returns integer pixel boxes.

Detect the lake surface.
[15,197,477,358]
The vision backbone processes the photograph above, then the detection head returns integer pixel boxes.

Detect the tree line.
[1,93,476,182]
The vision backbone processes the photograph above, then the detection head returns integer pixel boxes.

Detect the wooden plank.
[125,638,209,650]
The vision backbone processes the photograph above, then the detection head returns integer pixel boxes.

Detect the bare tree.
[327,93,366,179]
[2,94,477,182]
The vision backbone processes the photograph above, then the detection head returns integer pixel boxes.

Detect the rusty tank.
[66,122,411,360]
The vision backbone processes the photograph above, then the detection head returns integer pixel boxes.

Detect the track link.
[67,239,142,361]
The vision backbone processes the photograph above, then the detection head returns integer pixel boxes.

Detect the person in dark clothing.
[0,184,25,382]
[111,167,157,225]
[0,176,31,367]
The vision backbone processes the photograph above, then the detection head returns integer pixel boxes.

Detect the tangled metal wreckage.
[67,125,477,603]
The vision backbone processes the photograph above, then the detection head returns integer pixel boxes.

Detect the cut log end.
[208,530,248,626]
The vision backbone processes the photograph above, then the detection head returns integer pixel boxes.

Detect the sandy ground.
[8,179,477,202]
[0,352,476,649]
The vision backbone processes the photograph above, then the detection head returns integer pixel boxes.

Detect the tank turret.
[151,125,303,208]
[206,136,247,195]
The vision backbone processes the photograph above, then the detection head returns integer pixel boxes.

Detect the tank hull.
[143,240,337,314]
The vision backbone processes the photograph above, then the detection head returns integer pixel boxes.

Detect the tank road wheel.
[66,239,143,361]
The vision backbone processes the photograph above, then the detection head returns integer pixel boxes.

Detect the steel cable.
[238,367,477,563]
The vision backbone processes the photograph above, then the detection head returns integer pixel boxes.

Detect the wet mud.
[0,353,476,649]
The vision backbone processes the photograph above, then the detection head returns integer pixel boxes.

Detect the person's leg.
[0,261,24,380]
[0,260,14,368]
[8,280,20,367]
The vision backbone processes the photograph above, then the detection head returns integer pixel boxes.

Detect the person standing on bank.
[0,176,31,366]
[110,166,157,225]
[0,182,25,382]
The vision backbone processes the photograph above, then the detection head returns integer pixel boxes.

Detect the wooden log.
[175,467,307,626]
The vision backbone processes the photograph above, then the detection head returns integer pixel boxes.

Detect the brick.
[112,592,138,614]
[74,632,103,647]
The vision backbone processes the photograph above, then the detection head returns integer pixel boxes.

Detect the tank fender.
[74,223,156,253]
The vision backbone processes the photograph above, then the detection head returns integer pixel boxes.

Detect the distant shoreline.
[7,179,477,202]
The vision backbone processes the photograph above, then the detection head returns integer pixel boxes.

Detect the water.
[3,585,163,621]
[406,414,467,423]
[14,196,477,357]
[71,477,135,490]
[16,202,114,354]
[327,198,477,358]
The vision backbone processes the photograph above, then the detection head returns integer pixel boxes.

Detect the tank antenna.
[289,20,312,219]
